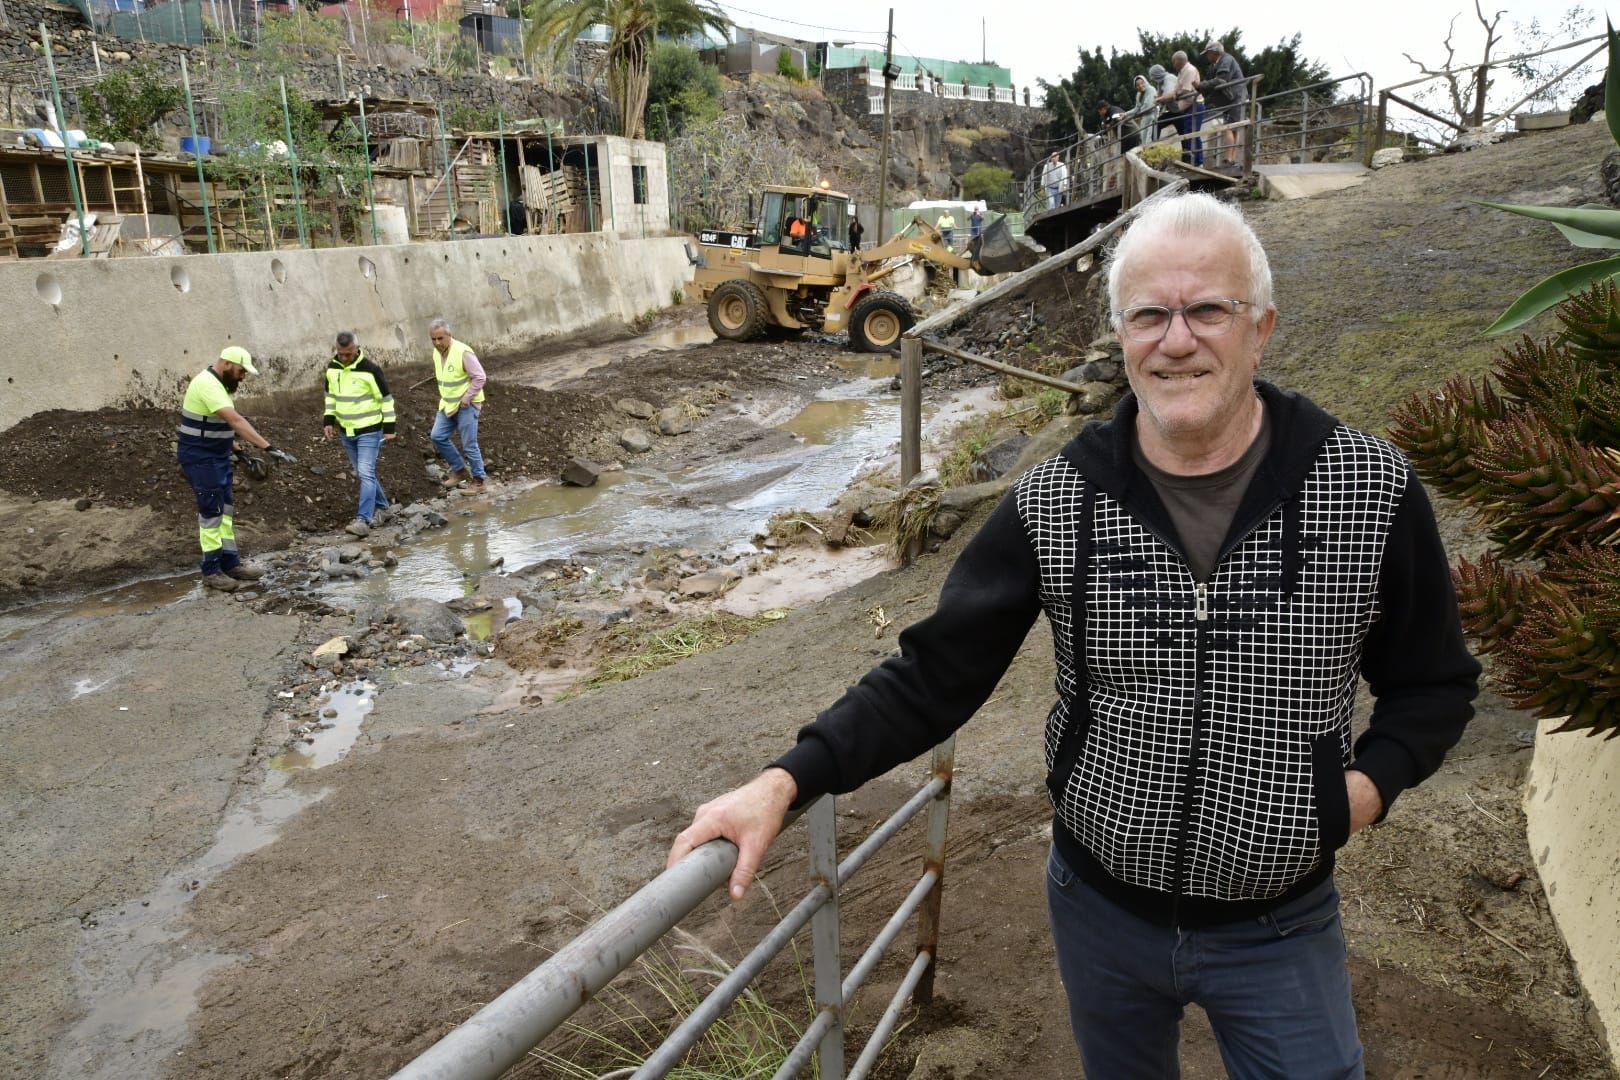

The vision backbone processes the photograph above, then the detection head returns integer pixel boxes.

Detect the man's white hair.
[1105,192,1274,321]
[429,317,450,332]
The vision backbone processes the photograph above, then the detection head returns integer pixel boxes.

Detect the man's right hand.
[668,768,798,902]
[323,425,335,439]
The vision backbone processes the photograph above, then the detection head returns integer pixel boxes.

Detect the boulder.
[905,469,940,490]
[1370,147,1405,168]
[657,406,695,436]
[930,509,965,540]
[969,434,1030,484]
[384,598,464,643]
[1074,381,1120,415]
[616,397,656,419]
[677,567,742,598]
[619,428,653,454]
[847,485,898,528]
[336,543,367,564]
[562,458,605,487]
[939,481,1004,516]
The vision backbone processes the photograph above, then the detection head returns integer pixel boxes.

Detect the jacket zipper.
[1169,581,1210,927]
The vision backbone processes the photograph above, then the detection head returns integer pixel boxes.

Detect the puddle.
[57,678,380,1076]
[271,680,375,770]
[54,778,322,1078]
[0,574,196,644]
[318,389,908,608]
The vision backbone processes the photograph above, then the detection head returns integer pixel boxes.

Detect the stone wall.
[0,232,693,431]
[821,67,1049,197]
[0,4,613,134]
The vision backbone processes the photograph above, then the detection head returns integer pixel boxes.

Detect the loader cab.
[761,188,850,264]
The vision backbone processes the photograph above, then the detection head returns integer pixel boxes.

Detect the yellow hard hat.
[219,345,259,375]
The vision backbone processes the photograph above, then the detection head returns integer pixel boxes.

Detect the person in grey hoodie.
[1148,63,1177,140]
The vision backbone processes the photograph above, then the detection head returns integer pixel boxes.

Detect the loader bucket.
[969,216,1043,275]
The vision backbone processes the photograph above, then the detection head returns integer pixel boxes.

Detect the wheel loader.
[689,183,1039,352]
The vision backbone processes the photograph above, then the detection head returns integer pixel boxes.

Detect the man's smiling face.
[1117,230,1275,456]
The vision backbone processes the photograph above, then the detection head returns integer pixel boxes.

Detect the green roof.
[825,46,1013,88]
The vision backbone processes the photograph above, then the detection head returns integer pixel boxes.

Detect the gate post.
[913,735,956,1004]
[808,796,845,1080]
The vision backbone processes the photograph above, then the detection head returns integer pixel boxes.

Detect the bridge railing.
[391,738,958,1080]
[1249,74,1373,167]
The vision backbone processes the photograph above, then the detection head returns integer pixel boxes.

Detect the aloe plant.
[1390,284,1620,737]
[1483,21,1620,334]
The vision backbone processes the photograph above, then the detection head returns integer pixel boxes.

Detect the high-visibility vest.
[324,351,396,436]
[433,339,484,412]
[177,368,236,462]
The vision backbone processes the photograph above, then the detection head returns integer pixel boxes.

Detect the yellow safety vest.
[433,339,484,412]
[324,351,396,436]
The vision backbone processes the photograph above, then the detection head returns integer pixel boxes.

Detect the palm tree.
[525,0,728,139]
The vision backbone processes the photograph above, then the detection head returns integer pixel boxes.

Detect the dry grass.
[573,611,781,693]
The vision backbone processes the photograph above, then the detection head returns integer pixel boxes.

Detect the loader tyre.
[848,291,913,353]
[707,280,769,342]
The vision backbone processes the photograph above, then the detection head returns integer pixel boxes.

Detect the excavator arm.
[854,215,1039,279]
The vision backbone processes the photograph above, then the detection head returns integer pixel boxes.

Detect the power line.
[715,2,882,38]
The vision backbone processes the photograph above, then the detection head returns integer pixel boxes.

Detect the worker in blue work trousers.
[176,345,283,592]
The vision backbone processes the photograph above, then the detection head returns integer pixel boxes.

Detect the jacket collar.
[1058,380,1342,540]
[332,349,367,370]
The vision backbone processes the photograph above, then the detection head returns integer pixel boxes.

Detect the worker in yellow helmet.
[176,346,276,591]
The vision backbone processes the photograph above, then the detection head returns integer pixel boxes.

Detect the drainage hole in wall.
[271,258,288,284]
[358,256,377,280]
[171,266,192,294]
[35,273,63,306]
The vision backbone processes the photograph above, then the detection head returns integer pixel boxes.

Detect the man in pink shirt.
[428,317,489,492]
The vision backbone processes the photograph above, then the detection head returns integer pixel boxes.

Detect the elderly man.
[428,318,488,493]
[670,192,1480,1077]
[323,330,396,538]
[1199,39,1249,166]
[1158,49,1205,166]
[176,346,276,592]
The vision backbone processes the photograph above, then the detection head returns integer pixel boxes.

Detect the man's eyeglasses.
[1114,298,1253,342]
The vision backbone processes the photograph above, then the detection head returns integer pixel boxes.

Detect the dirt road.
[3,121,1618,1078]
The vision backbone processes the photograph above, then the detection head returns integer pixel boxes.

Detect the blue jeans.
[1175,103,1205,165]
[431,405,484,479]
[339,429,390,523]
[1046,846,1363,1079]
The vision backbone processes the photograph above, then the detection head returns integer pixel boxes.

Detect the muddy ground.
[2,120,1617,1079]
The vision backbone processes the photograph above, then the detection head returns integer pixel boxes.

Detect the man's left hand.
[384,433,397,442]
[1346,770,1383,834]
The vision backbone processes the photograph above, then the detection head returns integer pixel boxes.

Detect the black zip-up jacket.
[774,382,1480,927]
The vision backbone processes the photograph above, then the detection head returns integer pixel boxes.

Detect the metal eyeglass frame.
[1113,297,1254,342]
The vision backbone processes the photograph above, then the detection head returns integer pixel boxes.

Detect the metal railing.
[1249,74,1373,167]
[392,738,957,1080]
[1373,32,1604,151]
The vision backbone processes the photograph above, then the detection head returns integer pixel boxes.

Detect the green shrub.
[648,42,722,138]
[81,61,184,151]
[775,48,803,81]
[960,161,1013,204]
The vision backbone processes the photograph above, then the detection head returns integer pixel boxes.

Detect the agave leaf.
[1478,201,1620,243]
[1607,18,1620,148]
[1487,256,1620,335]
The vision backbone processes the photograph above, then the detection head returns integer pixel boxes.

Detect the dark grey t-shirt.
[1132,411,1271,583]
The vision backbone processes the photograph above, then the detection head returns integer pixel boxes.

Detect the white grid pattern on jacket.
[1016,428,1408,901]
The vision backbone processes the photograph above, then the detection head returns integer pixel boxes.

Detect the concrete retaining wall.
[0,233,693,432]
[1524,722,1620,1063]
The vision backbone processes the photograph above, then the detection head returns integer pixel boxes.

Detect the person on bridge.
[323,330,396,539]
[1148,63,1178,141]
[970,207,984,241]
[176,346,275,592]
[1042,152,1068,210]
[429,318,488,494]
[1198,40,1249,167]
[935,208,956,248]
[668,191,1480,1078]
[1159,51,1205,166]
[848,217,864,251]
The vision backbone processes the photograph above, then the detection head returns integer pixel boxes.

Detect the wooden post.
[1372,90,1389,163]
[1472,64,1488,127]
[900,336,922,486]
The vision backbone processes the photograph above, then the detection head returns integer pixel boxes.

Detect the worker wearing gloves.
[176,346,280,592]
[428,318,488,493]
[323,330,396,538]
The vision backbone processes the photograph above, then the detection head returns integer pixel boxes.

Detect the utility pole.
[875,7,896,245]
[981,17,985,64]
